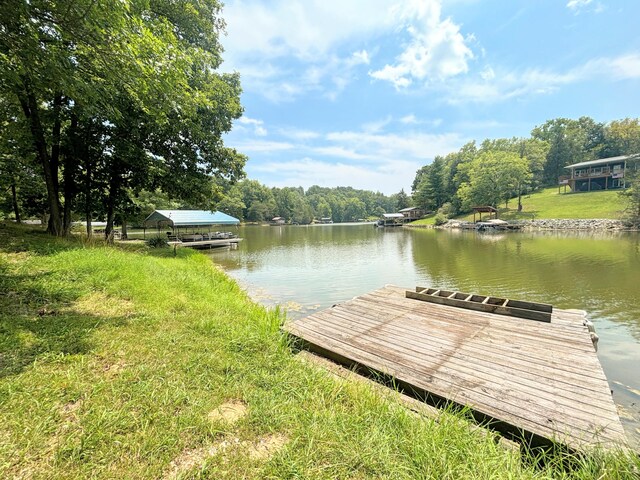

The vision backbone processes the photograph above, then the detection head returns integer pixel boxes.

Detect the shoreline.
[407,218,640,231]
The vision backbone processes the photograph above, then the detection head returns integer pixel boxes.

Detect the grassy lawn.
[0,223,637,479]
[410,188,627,225]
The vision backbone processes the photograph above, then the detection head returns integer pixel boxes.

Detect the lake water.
[209,223,640,445]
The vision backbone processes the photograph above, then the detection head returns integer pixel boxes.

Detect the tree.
[531,117,604,186]
[620,161,640,222]
[603,119,640,157]
[1,0,244,236]
[217,194,246,221]
[413,156,445,211]
[394,189,410,210]
[456,151,531,210]
[343,197,366,222]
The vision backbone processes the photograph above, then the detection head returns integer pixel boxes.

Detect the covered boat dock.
[144,210,242,248]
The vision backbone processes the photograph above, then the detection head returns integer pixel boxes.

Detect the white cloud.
[222,1,395,100]
[325,130,465,161]
[249,157,422,194]
[370,1,473,89]
[399,114,443,127]
[566,0,604,14]
[223,0,473,99]
[223,1,395,61]
[445,53,640,104]
[237,116,268,136]
[277,128,321,141]
[362,116,392,133]
[400,114,418,124]
[480,66,495,81]
[231,140,294,153]
[567,0,592,8]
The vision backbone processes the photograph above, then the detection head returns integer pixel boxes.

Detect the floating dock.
[284,285,626,450]
[168,237,242,249]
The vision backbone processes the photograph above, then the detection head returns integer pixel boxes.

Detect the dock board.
[284,285,626,450]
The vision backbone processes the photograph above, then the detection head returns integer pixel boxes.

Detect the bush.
[438,202,454,218]
[147,235,168,248]
[434,213,448,226]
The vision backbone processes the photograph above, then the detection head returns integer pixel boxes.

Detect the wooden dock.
[168,238,242,249]
[284,285,627,450]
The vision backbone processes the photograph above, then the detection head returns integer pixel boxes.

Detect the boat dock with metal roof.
[284,285,627,451]
[144,209,242,249]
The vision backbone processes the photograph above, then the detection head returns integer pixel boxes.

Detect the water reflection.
[210,224,640,445]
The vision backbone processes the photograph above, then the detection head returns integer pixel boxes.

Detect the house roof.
[398,207,420,212]
[383,213,405,219]
[144,210,239,227]
[565,154,640,169]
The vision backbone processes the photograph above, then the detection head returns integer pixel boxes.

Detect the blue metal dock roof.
[144,210,240,227]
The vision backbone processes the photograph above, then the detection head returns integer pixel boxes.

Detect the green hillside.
[411,187,627,225]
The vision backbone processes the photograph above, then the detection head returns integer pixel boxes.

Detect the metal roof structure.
[398,207,420,212]
[383,213,405,219]
[472,206,498,213]
[565,154,639,170]
[144,210,240,227]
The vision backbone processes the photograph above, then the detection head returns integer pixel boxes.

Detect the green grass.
[0,223,637,479]
[409,213,438,226]
[410,188,626,226]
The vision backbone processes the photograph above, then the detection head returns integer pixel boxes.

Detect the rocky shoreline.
[408,218,639,231]
[520,218,636,231]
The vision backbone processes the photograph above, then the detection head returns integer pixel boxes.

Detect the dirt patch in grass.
[165,433,288,479]
[71,292,137,319]
[165,439,232,480]
[207,400,247,425]
[246,433,288,460]
[100,359,128,378]
[60,399,83,419]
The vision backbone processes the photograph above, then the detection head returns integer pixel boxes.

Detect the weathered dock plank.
[284,285,627,450]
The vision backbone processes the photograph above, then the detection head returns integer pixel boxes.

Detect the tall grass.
[0,223,637,479]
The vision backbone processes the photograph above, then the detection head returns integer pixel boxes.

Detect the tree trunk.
[18,80,63,236]
[85,157,93,238]
[517,191,523,212]
[63,113,79,235]
[105,165,120,243]
[10,181,21,223]
[121,217,128,240]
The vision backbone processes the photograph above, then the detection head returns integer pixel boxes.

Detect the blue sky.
[220,0,640,195]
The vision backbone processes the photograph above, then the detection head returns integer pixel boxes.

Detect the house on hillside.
[559,154,640,192]
[398,206,425,220]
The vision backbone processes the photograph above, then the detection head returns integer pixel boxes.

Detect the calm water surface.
[210,223,640,444]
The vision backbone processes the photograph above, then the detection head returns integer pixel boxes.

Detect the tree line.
[411,117,640,218]
[0,0,245,238]
[214,181,408,224]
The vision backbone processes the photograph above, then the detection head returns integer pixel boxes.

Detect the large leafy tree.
[457,151,531,210]
[531,117,605,186]
[603,119,640,157]
[0,0,244,236]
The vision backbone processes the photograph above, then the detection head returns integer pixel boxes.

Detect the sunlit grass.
[0,223,637,478]
[409,188,625,226]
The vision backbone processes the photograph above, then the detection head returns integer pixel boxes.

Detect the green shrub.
[438,202,454,218]
[434,213,448,226]
[147,235,168,248]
